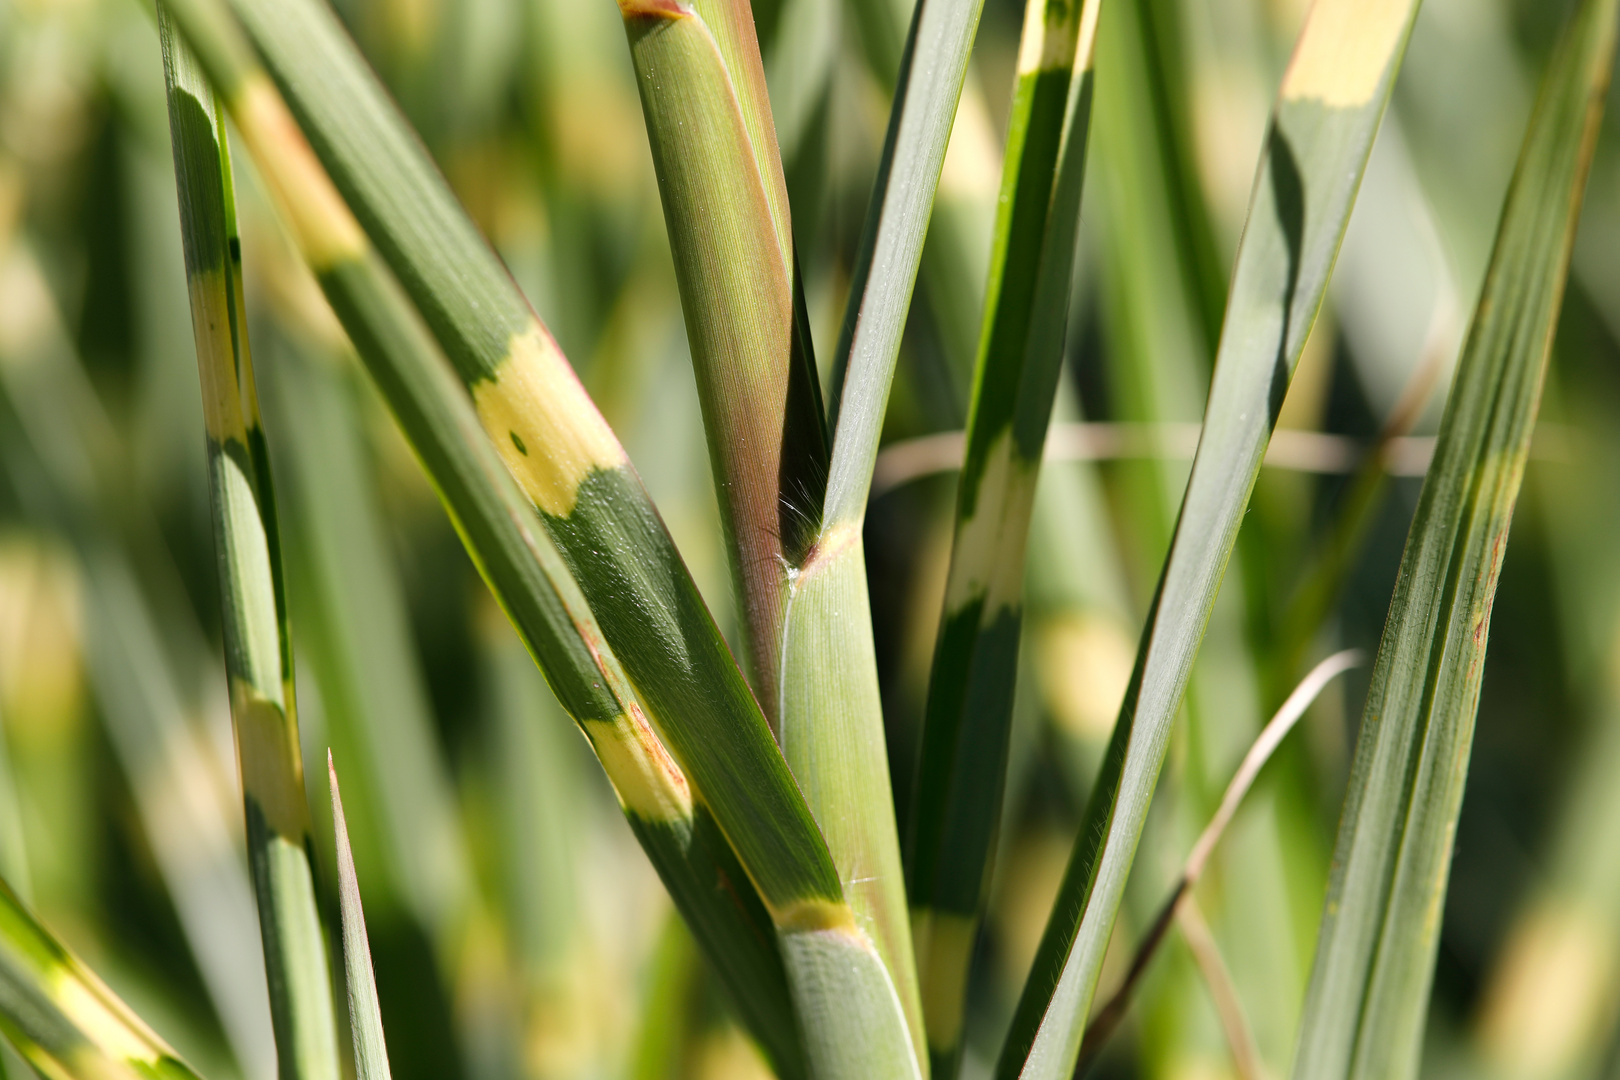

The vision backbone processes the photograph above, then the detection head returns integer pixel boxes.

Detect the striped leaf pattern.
[1292,0,1619,1075]
[0,878,206,1080]
[993,2,1423,1076]
[154,1,891,1073]
[157,16,342,1080]
[905,1,1102,1072]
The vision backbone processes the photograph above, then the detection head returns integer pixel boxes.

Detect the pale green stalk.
[774,0,992,1069]
[1292,0,1618,1073]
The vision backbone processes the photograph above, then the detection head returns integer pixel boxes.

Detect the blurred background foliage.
[0,0,1616,1077]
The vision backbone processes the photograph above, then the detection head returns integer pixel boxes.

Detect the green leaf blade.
[1291,1,1619,1075]
[157,13,341,1080]
[0,877,208,1080]
[905,2,1102,1070]
[993,2,1424,1076]
[327,755,392,1080]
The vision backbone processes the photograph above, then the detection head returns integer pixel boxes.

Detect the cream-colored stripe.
[189,271,247,443]
[1016,0,1079,74]
[230,76,366,269]
[585,710,692,823]
[943,431,1039,617]
[1280,0,1414,107]
[232,685,309,839]
[476,324,627,517]
[50,973,162,1065]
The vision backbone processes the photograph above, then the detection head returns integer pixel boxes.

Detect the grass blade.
[151,5,857,1070]
[1291,1,1619,1075]
[822,0,983,509]
[994,2,1422,1076]
[845,0,999,412]
[771,0,994,1068]
[327,754,391,1080]
[157,16,341,1080]
[0,231,276,1078]
[163,0,845,918]
[906,1,1102,1072]
[618,0,829,725]
[0,875,207,1080]
[1077,650,1361,1069]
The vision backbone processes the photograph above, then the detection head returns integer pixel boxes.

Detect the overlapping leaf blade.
[1291,1,1619,1075]
[617,0,828,726]
[0,876,208,1080]
[993,2,1423,1076]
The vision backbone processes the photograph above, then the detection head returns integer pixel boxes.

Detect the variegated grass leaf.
[906,1,1102,1074]
[1292,0,1618,1075]
[157,15,341,1080]
[0,213,276,1077]
[152,3,856,1071]
[995,2,1423,1076]
[0,875,207,1080]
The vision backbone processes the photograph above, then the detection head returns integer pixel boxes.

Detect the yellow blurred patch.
[912,908,976,1051]
[1280,0,1414,107]
[1479,899,1616,1079]
[1033,611,1134,743]
[232,76,366,269]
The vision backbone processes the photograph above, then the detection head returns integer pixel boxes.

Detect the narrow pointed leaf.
[327,754,391,1080]
[157,16,342,1080]
[906,1,1102,1071]
[0,222,276,1078]
[994,2,1423,1076]
[1292,1,1618,1075]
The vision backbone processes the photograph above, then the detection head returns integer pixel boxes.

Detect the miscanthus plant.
[0,0,1615,1078]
